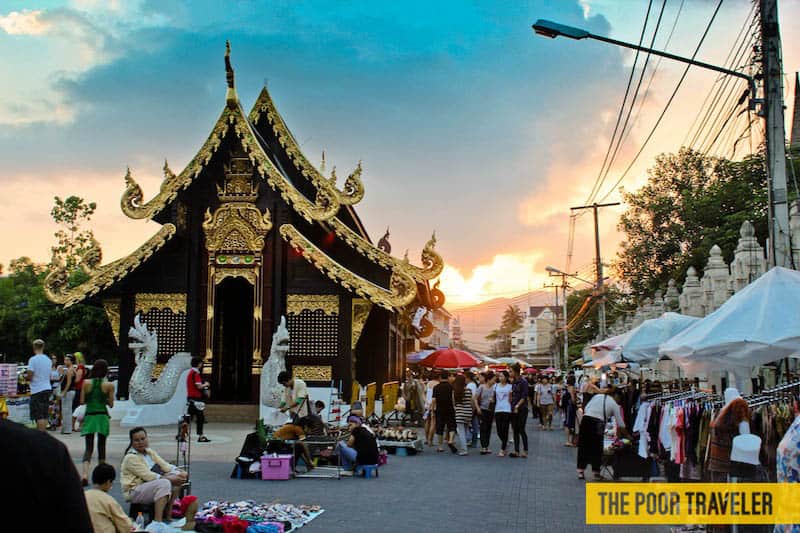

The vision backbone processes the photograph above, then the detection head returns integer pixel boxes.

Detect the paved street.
[54,416,673,533]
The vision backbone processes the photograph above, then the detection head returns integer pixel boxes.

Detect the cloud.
[439,252,548,307]
[0,10,49,35]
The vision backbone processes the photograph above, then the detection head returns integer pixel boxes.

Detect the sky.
[1,0,798,308]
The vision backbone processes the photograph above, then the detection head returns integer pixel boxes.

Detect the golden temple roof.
[45,42,444,313]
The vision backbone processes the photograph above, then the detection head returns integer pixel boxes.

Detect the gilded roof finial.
[320,150,326,175]
[225,40,237,104]
[378,228,391,253]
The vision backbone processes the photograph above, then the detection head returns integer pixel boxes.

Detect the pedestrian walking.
[562,374,577,447]
[465,371,479,448]
[431,371,456,453]
[537,376,556,430]
[26,339,52,432]
[72,352,87,432]
[453,374,473,456]
[474,371,495,454]
[493,370,512,457]
[186,357,211,443]
[80,359,114,486]
[60,354,77,434]
[48,354,63,430]
[423,372,439,446]
[509,364,529,458]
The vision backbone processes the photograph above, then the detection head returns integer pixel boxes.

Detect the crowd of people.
[415,364,589,458]
[11,337,634,532]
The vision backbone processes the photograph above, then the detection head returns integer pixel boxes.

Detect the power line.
[583,0,656,206]
[595,0,726,203]
[589,0,669,205]
[616,0,687,160]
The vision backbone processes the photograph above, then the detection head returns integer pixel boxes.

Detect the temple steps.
[202,403,260,423]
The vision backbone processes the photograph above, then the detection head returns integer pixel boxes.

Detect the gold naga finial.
[162,159,175,181]
[224,40,237,104]
[320,150,326,174]
[330,166,337,185]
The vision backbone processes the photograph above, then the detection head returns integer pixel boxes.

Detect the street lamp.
[531,19,758,110]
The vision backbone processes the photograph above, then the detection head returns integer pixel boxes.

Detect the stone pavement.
[55,417,672,532]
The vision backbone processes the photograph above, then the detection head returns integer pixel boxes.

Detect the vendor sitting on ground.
[336,416,380,470]
[121,427,195,528]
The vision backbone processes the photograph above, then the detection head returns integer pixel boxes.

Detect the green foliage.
[50,195,101,273]
[0,258,116,362]
[615,148,769,297]
[565,285,633,358]
[0,195,115,362]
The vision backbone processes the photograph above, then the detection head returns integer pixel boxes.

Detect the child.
[84,464,135,533]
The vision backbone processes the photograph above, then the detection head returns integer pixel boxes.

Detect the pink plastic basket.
[260,454,292,480]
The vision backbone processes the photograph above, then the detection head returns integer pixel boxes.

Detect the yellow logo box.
[586,483,800,525]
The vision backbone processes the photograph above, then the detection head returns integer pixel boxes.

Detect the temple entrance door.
[212,277,254,402]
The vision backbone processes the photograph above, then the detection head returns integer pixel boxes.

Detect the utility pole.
[570,202,620,339]
[544,281,567,368]
[760,0,791,268]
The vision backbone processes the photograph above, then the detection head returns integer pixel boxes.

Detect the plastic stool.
[356,464,379,478]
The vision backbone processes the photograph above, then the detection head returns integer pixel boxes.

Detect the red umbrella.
[524,367,538,374]
[419,349,481,369]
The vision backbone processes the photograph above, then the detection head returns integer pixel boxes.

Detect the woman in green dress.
[80,359,114,486]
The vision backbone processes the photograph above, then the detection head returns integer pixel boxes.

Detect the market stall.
[660,266,800,390]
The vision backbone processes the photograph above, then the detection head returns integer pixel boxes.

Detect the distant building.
[510,306,560,367]
[451,316,463,348]
[425,307,453,349]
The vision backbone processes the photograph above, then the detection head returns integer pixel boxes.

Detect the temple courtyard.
[54,419,668,532]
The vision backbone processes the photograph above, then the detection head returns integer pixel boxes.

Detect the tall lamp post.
[531,18,791,268]
[545,266,594,369]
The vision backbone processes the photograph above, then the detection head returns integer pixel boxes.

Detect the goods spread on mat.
[195,501,323,532]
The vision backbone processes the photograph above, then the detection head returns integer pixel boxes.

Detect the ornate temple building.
[45,43,444,402]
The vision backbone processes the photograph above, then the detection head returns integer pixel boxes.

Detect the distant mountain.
[450,290,555,351]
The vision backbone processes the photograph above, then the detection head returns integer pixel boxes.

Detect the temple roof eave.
[44,223,177,308]
[279,223,418,312]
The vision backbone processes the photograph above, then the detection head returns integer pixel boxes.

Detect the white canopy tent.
[659,267,800,387]
[617,312,699,362]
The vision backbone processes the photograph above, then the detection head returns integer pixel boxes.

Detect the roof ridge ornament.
[225,40,237,105]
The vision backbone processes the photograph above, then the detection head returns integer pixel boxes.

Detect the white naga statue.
[128,314,192,404]
[261,316,290,408]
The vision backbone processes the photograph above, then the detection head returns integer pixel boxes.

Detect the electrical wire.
[589,0,669,206]
[615,0,686,161]
[595,0,726,203]
[582,0,656,207]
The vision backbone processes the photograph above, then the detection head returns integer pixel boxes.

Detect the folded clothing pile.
[195,501,323,533]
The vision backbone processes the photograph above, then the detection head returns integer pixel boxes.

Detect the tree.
[49,195,101,277]
[0,196,115,362]
[485,305,525,354]
[565,285,633,358]
[615,148,769,297]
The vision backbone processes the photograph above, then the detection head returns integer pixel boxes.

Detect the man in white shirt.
[26,339,53,431]
[465,373,479,447]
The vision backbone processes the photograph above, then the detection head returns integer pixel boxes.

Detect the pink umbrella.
[541,367,556,373]
[419,349,481,369]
